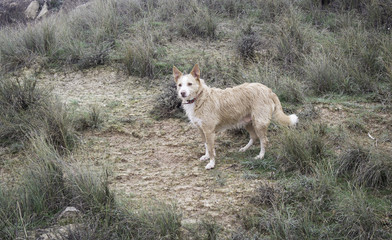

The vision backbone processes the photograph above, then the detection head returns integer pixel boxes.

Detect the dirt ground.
[33,66,265,231]
[2,65,389,235]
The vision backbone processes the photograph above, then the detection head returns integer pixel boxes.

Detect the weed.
[74,105,104,131]
[332,186,392,239]
[0,20,58,71]
[237,25,260,62]
[173,4,217,39]
[336,145,392,189]
[150,80,183,119]
[251,183,279,206]
[275,123,329,174]
[0,77,76,152]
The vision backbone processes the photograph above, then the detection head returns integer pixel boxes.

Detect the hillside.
[1,0,392,239]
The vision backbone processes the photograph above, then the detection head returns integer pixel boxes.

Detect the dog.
[173,64,298,170]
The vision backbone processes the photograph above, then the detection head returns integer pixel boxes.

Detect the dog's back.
[198,83,296,131]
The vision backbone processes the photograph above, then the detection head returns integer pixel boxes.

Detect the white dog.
[173,64,298,169]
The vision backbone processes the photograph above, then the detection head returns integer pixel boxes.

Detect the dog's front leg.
[198,128,209,161]
[203,129,216,170]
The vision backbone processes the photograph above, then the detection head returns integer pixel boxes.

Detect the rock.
[35,224,83,240]
[57,206,82,224]
[36,1,48,19]
[25,0,39,19]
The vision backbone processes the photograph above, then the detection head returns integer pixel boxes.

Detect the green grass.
[0,76,77,152]
[1,0,392,239]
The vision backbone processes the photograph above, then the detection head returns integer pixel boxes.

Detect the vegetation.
[1,0,391,239]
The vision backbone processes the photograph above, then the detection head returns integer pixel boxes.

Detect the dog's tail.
[271,93,298,127]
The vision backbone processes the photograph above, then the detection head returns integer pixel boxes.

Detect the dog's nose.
[181,91,186,97]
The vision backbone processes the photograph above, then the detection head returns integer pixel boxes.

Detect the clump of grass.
[246,65,304,105]
[302,52,348,94]
[336,145,392,189]
[120,24,165,78]
[251,183,280,206]
[275,123,329,174]
[344,117,367,133]
[255,0,291,23]
[74,105,104,131]
[0,77,77,152]
[150,80,183,119]
[332,187,392,239]
[0,19,58,71]
[237,25,260,62]
[174,5,217,39]
[272,9,312,69]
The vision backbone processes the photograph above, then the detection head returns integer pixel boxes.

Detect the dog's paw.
[205,162,215,170]
[200,155,209,161]
[254,153,265,160]
[239,147,247,152]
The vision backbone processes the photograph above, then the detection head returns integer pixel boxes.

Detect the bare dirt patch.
[34,66,262,231]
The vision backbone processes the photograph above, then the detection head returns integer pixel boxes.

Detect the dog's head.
[173,64,202,102]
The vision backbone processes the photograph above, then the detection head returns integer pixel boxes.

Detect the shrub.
[237,25,260,62]
[336,145,392,189]
[332,187,392,239]
[302,52,348,94]
[74,105,104,131]
[0,77,76,152]
[275,123,329,174]
[120,33,161,78]
[0,20,58,71]
[173,4,217,39]
[150,80,183,119]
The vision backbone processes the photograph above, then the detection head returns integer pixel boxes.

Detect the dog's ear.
[190,64,200,79]
[173,66,182,83]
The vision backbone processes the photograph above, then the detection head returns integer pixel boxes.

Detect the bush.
[275,123,329,174]
[332,187,392,239]
[0,20,58,71]
[237,25,260,62]
[120,32,162,78]
[150,80,183,119]
[173,4,217,39]
[0,77,76,152]
[336,145,392,189]
[302,52,348,94]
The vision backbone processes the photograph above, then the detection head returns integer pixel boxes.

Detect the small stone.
[25,1,40,19]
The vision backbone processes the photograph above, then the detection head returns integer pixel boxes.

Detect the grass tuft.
[275,123,329,174]
[336,145,392,189]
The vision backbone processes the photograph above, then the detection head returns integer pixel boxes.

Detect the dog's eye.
[187,83,192,86]
[178,84,182,87]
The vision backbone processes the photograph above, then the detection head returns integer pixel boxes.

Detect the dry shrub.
[336,145,392,189]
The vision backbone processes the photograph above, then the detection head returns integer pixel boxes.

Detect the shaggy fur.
[173,64,298,169]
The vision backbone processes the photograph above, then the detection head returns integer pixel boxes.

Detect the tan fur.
[173,64,298,169]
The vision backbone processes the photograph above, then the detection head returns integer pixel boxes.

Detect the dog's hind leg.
[252,109,271,159]
[239,123,258,152]
[254,124,268,159]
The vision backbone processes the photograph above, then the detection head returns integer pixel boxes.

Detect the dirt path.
[37,66,262,230]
